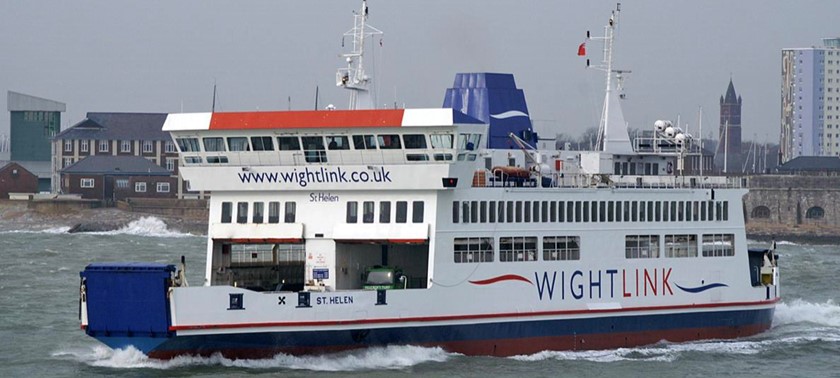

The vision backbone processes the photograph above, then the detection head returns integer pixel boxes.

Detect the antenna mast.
[590,3,621,151]
[336,0,383,110]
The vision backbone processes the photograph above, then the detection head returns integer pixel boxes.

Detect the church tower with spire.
[715,79,743,173]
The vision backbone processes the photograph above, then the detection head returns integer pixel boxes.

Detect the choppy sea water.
[1,218,838,377]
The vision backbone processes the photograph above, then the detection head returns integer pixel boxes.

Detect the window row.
[453,200,729,224]
[176,133,483,154]
[78,178,169,193]
[346,201,425,224]
[453,236,581,263]
[625,234,734,259]
[63,140,174,153]
[221,201,297,224]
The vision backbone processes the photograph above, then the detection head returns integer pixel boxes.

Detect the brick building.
[0,161,38,199]
[60,155,177,202]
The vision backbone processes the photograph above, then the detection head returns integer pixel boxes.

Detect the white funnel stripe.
[490,110,529,119]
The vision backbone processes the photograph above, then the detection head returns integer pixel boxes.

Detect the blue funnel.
[443,73,534,149]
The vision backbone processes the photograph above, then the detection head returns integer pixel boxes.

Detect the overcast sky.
[1,0,837,148]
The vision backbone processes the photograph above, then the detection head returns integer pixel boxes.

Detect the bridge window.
[625,235,660,259]
[378,134,402,149]
[352,135,377,149]
[806,206,825,219]
[327,136,350,150]
[227,137,250,151]
[751,206,771,219]
[301,136,326,163]
[403,134,428,149]
[543,236,580,261]
[203,137,225,152]
[277,136,301,150]
[430,134,453,149]
[251,136,274,151]
[176,137,200,152]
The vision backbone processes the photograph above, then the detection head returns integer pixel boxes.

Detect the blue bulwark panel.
[81,263,175,338]
[443,73,535,149]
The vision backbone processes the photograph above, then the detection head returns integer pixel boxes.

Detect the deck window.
[284,202,296,223]
[543,236,581,261]
[454,237,494,263]
[251,136,274,151]
[664,234,698,257]
[452,201,459,223]
[277,136,301,150]
[396,201,408,223]
[237,202,248,224]
[499,236,538,262]
[346,202,358,223]
[268,202,280,223]
[363,201,375,223]
[625,235,660,259]
[252,202,264,223]
[221,202,232,223]
[228,137,250,151]
[412,201,424,223]
[352,135,377,149]
[702,234,734,257]
[380,202,391,223]
[377,135,402,149]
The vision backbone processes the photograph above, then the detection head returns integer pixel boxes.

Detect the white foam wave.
[54,345,452,371]
[774,299,840,328]
[775,240,798,246]
[94,217,193,238]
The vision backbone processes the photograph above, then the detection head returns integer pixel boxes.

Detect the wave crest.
[53,345,452,371]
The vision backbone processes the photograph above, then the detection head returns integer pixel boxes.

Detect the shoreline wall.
[744,175,840,241]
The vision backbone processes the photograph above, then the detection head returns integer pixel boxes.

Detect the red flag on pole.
[577,42,586,56]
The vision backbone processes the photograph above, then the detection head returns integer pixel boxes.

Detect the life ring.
[666,162,674,174]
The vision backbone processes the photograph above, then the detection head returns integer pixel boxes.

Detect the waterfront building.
[52,112,195,199]
[7,91,65,191]
[780,38,840,163]
[60,155,176,202]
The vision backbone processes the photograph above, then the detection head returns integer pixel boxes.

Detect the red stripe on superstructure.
[208,109,406,130]
[469,274,533,286]
[170,297,779,331]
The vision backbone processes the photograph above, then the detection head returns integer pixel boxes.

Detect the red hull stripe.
[208,109,406,130]
[170,297,779,331]
[469,274,533,286]
[152,322,774,359]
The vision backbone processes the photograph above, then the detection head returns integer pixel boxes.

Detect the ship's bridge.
[163,108,486,192]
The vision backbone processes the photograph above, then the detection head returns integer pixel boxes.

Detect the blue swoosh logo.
[674,282,728,293]
[490,110,529,119]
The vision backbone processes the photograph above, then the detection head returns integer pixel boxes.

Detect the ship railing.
[476,170,746,189]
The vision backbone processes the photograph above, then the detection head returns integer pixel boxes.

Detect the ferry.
[78,2,779,359]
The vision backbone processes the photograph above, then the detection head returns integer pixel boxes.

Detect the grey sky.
[1,0,837,147]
